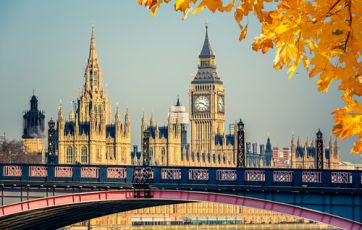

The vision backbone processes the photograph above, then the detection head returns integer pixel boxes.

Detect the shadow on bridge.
[0,190,361,230]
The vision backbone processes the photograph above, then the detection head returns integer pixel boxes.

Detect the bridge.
[0,164,361,229]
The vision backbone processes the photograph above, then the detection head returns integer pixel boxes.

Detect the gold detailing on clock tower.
[189,26,227,164]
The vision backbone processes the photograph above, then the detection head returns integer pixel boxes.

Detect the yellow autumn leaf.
[288,59,299,79]
[274,24,289,34]
[317,69,335,92]
[192,3,205,14]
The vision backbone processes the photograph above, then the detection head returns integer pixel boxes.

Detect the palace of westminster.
[20,27,340,228]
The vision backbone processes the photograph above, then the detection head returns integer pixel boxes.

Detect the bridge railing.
[0,164,361,189]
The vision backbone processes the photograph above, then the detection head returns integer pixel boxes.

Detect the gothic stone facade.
[291,131,339,169]
[57,29,131,165]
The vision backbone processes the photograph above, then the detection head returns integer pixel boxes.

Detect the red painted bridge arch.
[0,190,361,230]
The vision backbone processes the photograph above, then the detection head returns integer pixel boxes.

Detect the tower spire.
[192,24,220,83]
[84,27,102,91]
[176,95,181,106]
[199,24,214,58]
[89,26,97,60]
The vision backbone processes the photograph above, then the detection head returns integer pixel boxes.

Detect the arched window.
[81,146,88,164]
[161,148,166,164]
[207,153,211,163]
[223,155,226,164]
[196,152,200,162]
[218,154,221,164]
[212,154,216,163]
[202,152,205,162]
[66,146,73,164]
[191,152,195,162]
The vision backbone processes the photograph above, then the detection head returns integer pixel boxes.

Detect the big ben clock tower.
[189,25,225,158]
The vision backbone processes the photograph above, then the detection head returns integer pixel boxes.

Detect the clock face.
[218,96,224,113]
[194,95,210,112]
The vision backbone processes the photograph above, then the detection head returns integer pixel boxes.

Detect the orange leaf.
[239,24,248,41]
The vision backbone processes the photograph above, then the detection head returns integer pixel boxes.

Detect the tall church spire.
[89,27,97,61]
[84,27,102,91]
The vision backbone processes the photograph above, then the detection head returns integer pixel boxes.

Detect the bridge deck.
[0,164,361,228]
[0,164,361,190]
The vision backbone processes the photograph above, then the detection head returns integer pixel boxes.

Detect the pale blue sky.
[0,0,360,163]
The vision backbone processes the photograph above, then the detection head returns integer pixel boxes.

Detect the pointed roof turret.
[48,118,55,129]
[155,123,159,134]
[142,112,146,124]
[150,114,155,127]
[175,95,181,106]
[237,119,244,130]
[58,101,64,121]
[30,95,38,111]
[316,129,323,139]
[115,106,120,122]
[291,134,296,147]
[266,137,272,151]
[125,108,130,124]
[141,112,147,131]
[199,25,215,58]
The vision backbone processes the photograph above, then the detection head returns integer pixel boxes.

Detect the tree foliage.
[138,0,362,155]
[0,139,41,164]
